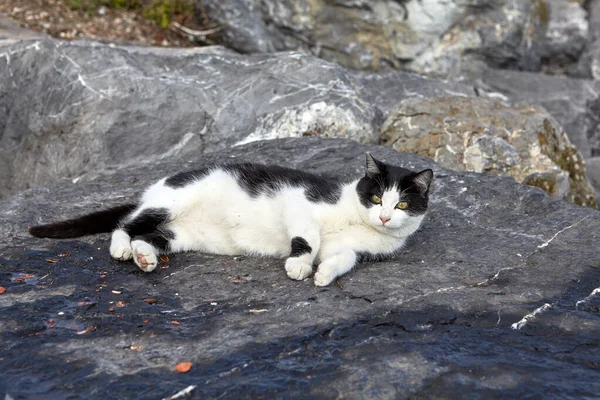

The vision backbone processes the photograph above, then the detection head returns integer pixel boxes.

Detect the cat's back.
[154,163,343,204]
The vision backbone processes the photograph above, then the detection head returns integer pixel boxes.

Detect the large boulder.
[0,38,383,200]
[1,138,600,398]
[0,37,484,201]
[380,96,597,208]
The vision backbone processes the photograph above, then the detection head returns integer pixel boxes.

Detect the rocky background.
[1,1,600,398]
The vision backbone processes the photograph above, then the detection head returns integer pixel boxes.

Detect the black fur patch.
[356,251,397,263]
[224,164,342,204]
[290,237,312,257]
[164,168,212,188]
[356,158,432,216]
[135,232,173,252]
[122,208,174,250]
[164,164,342,204]
[29,204,137,239]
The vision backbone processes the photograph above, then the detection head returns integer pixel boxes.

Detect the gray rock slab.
[1,138,599,399]
[0,39,380,200]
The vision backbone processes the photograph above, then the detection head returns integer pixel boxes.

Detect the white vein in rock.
[511,303,553,330]
[538,216,590,249]
[575,287,600,308]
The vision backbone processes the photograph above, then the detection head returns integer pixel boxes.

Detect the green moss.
[143,1,192,29]
[68,0,191,29]
[531,0,549,27]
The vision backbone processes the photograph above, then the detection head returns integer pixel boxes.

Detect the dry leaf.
[46,258,60,263]
[144,298,157,304]
[175,362,192,373]
[171,321,181,325]
[117,301,125,307]
[108,307,115,312]
[0,287,6,294]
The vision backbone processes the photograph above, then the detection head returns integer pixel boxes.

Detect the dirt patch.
[0,0,217,47]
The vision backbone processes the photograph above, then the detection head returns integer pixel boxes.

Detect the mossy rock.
[381,96,597,209]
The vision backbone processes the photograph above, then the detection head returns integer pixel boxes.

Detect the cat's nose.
[380,216,391,225]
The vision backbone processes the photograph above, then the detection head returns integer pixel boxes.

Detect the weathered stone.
[567,38,600,80]
[0,39,380,200]
[1,138,600,398]
[199,0,552,75]
[566,0,600,80]
[200,0,478,71]
[410,0,548,77]
[538,0,588,74]
[381,96,597,208]
[468,67,600,159]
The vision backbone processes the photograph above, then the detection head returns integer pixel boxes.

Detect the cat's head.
[356,153,433,231]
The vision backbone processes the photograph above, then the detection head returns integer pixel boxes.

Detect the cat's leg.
[284,225,321,281]
[120,208,172,272]
[314,240,357,287]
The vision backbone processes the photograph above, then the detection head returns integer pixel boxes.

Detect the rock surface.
[586,156,600,200]
[0,16,47,44]
[468,67,600,159]
[0,38,382,200]
[539,0,588,74]
[0,37,486,202]
[198,0,590,77]
[1,138,600,399]
[380,96,597,208]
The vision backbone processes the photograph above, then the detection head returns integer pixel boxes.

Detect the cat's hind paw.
[110,230,132,261]
[285,258,313,281]
[131,240,158,272]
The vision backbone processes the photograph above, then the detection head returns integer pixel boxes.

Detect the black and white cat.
[29,153,433,286]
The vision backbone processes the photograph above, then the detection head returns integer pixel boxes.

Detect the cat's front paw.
[131,240,158,272]
[314,267,336,287]
[314,254,347,286]
[285,258,313,281]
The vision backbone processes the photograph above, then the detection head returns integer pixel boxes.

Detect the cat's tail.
[28,204,137,239]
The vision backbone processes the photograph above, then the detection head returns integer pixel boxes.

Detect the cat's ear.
[413,169,433,195]
[365,153,384,177]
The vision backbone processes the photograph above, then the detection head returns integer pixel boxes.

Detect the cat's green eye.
[371,194,382,204]
[396,201,408,209]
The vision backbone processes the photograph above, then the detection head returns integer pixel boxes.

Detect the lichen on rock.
[381,96,597,208]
